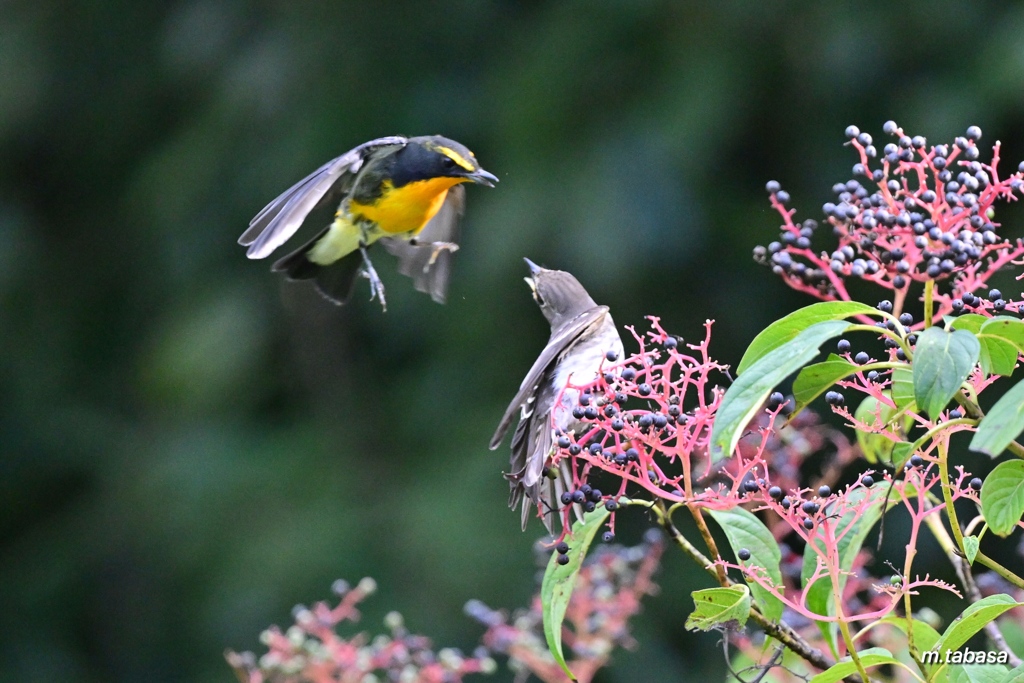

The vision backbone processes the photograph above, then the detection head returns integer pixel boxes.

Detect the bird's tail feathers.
[506,457,579,534]
[272,231,364,305]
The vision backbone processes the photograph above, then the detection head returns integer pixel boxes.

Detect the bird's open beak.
[523,258,541,292]
[467,168,499,187]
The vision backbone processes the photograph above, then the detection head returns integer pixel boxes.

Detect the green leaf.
[949,664,1012,683]
[891,441,915,469]
[793,354,859,413]
[949,313,988,334]
[685,585,751,631]
[711,320,852,462]
[970,379,1024,457]
[963,535,980,564]
[979,335,1019,377]
[706,508,784,622]
[913,326,980,418]
[802,486,889,653]
[892,366,916,411]
[736,301,877,375]
[877,615,941,655]
[980,316,1024,352]
[933,595,1024,658]
[1000,662,1024,683]
[980,460,1024,537]
[966,315,1024,378]
[854,392,912,464]
[540,507,611,680]
[808,647,900,683]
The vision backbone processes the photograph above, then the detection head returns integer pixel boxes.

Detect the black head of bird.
[490,259,624,532]
[239,135,496,309]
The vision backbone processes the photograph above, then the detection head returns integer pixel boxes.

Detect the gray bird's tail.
[506,457,581,534]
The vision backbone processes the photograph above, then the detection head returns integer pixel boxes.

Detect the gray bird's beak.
[468,169,499,187]
[523,257,542,275]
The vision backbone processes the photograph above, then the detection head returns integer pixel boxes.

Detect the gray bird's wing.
[239,136,408,259]
[489,306,609,450]
[379,184,465,303]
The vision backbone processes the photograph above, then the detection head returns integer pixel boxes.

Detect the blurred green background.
[4,1,1024,681]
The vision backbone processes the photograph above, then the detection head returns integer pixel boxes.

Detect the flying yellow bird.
[239,135,497,308]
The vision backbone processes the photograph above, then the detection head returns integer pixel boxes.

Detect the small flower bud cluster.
[466,531,663,683]
[754,123,1024,315]
[226,577,496,683]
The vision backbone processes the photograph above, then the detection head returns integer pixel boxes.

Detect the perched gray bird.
[490,259,624,531]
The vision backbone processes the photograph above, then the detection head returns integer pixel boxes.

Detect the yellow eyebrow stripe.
[434,145,476,172]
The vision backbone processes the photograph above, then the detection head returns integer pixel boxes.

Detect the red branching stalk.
[537,318,728,539]
[226,578,495,683]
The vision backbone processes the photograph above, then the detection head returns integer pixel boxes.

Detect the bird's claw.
[359,245,388,311]
[425,241,459,269]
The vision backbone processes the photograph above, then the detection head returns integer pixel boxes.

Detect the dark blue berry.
[970,477,982,491]
[602,531,615,543]
[818,485,831,497]
[738,548,751,561]
[861,475,874,487]
[557,553,570,565]
[837,339,851,353]
[768,486,783,500]
[855,352,869,364]
[556,541,570,554]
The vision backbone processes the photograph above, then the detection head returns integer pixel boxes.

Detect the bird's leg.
[358,243,387,311]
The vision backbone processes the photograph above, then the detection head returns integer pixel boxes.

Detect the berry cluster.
[226,578,496,683]
[541,319,728,535]
[466,531,663,683]
[754,123,1024,319]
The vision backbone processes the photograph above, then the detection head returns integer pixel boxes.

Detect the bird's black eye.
[441,155,456,169]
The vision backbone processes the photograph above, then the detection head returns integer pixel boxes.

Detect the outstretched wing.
[379,184,465,303]
[239,136,407,259]
[488,306,609,450]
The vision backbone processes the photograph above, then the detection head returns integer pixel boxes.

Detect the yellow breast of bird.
[351,177,465,236]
